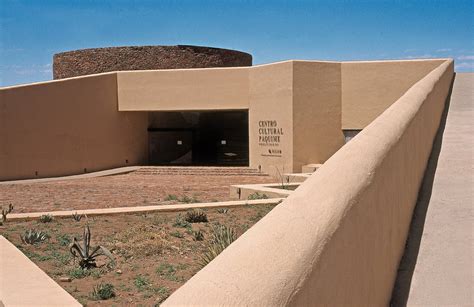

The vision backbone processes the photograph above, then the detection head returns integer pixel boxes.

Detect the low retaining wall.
[163,60,454,305]
[0,236,81,306]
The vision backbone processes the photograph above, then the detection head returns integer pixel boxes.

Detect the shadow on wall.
[390,74,455,306]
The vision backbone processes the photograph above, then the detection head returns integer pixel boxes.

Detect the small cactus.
[1,204,13,222]
[21,229,49,245]
[72,212,84,222]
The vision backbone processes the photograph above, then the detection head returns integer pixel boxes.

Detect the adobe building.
[0,45,450,181]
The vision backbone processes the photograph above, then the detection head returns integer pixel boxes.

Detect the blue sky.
[1,0,473,86]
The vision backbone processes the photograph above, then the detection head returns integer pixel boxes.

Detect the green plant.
[170,230,184,238]
[156,263,176,276]
[193,230,204,241]
[164,194,178,201]
[20,229,49,245]
[275,165,290,190]
[91,283,115,300]
[173,215,191,228]
[180,195,199,204]
[247,192,268,200]
[68,267,91,279]
[217,208,229,214]
[199,225,236,267]
[69,225,114,269]
[56,233,71,246]
[72,212,84,222]
[134,275,150,291]
[1,204,13,223]
[39,214,53,223]
[155,286,171,303]
[185,209,208,223]
[156,263,182,282]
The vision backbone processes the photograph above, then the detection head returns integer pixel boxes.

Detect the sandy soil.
[0,204,276,306]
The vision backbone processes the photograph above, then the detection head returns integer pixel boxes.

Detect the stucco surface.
[392,73,474,306]
[117,67,249,111]
[292,61,344,169]
[0,73,148,181]
[248,62,294,175]
[0,236,81,306]
[342,59,446,129]
[163,60,453,306]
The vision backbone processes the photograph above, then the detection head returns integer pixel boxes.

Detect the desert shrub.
[193,230,204,241]
[39,214,53,223]
[247,192,268,200]
[69,225,114,269]
[164,194,179,201]
[134,275,150,291]
[20,229,49,245]
[173,215,191,228]
[170,231,184,238]
[185,209,208,223]
[217,208,229,214]
[199,225,236,267]
[56,233,71,246]
[68,267,91,279]
[1,204,13,224]
[71,212,84,222]
[114,224,168,257]
[180,195,199,204]
[91,283,115,300]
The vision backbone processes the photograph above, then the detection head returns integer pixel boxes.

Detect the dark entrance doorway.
[148,111,248,166]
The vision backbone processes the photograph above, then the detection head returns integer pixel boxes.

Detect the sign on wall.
[258,120,283,157]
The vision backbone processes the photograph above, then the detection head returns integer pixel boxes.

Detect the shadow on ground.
[390,75,455,306]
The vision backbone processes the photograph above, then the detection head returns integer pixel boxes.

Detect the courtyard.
[0,167,275,213]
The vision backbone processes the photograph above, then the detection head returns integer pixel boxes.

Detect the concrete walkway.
[391,73,473,306]
[0,236,81,306]
[0,165,142,185]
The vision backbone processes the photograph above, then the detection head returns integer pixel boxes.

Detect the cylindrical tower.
[53,45,252,79]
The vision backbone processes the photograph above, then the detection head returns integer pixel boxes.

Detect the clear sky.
[1,0,472,86]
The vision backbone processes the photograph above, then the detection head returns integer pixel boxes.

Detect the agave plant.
[199,225,236,267]
[39,214,53,223]
[185,209,208,223]
[20,229,49,245]
[71,212,84,222]
[69,225,114,269]
[1,204,13,222]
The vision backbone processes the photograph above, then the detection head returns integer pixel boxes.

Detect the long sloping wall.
[0,73,148,181]
[163,60,453,305]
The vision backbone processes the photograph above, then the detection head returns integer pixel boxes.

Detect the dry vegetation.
[0,204,276,306]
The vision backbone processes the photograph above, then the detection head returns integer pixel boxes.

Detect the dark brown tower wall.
[53,45,252,79]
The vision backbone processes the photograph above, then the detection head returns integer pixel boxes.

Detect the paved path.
[0,165,142,185]
[392,73,473,306]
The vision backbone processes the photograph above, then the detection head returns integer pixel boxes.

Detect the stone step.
[133,167,269,176]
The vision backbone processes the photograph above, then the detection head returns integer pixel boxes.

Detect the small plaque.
[177,140,182,145]
[221,140,227,145]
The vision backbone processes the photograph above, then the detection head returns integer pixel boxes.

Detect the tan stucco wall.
[0,236,81,306]
[0,74,148,181]
[292,61,344,170]
[342,59,446,129]
[117,67,249,111]
[163,60,454,305]
[248,62,294,175]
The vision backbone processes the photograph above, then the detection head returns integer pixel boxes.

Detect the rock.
[59,277,71,282]
[116,269,122,274]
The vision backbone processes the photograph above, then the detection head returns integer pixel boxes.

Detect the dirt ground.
[0,171,275,213]
[0,204,276,306]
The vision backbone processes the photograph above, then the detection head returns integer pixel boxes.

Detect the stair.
[132,166,270,177]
